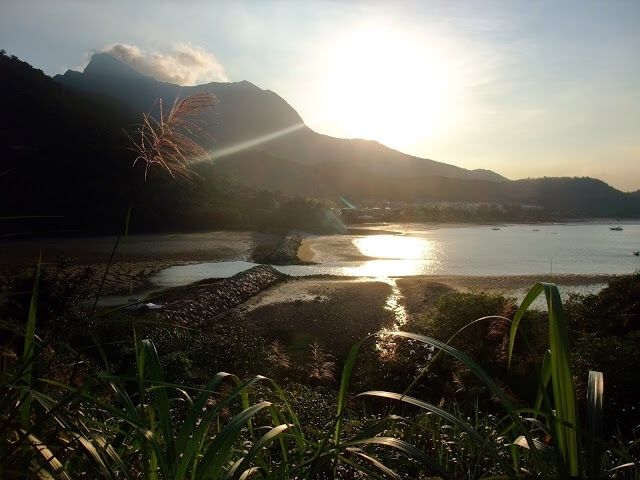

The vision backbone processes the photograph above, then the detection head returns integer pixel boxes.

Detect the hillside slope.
[55,53,506,182]
[0,52,331,234]
[213,151,640,217]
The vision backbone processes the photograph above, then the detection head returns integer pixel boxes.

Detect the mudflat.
[0,231,279,265]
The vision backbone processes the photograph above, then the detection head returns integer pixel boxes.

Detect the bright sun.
[326,25,455,151]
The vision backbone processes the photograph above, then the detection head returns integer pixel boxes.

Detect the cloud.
[101,43,228,85]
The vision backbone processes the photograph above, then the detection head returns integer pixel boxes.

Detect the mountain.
[54,53,506,183]
[0,51,137,232]
[0,51,333,235]
[1,50,639,236]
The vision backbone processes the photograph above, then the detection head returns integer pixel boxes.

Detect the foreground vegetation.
[2,265,639,478]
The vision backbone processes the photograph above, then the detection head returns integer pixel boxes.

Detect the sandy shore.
[397,273,616,291]
[238,277,382,312]
[297,236,365,263]
[236,273,613,314]
[213,273,613,360]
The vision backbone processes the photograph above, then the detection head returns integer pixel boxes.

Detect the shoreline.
[101,268,617,299]
[4,218,640,267]
[2,253,620,298]
[3,221,636,297]
[395,273,617,290]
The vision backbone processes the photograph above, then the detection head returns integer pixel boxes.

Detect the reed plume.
[307,341,335,383]
[125,92,216,180]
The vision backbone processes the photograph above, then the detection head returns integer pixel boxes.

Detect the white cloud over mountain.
[101,43,228,85]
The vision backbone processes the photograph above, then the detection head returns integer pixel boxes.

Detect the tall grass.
[125,92,216,180]
[2,280,637,479]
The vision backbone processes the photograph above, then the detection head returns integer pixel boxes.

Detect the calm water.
[149,221,640,288]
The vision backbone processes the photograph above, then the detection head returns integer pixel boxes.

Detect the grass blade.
[357,391,485,444]
[547,285,579,476]
[534,349,552,411]
[357,390,512,474]
[586,370,604,479]
[346,437,453,480]
[141,339,176,477]
[26,432,72,480]
[508,282,544,370]
[175,375,275,479]
[344,448,401,480]
[227,424,290,480]
[238,467,260,480]
[508,283,579,477]
[21,253,41,429]
[384,330,534,478]
[334,339,363,445]
[194,401,273,480]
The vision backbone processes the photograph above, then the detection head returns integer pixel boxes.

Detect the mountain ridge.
[211,150,640,217]
[54,52,507,183]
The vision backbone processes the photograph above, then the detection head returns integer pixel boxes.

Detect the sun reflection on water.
[354,235,435,260]
[374,277,409,358]
[349,236,443,356]
[348,235,443,276]
[341,260,429,277]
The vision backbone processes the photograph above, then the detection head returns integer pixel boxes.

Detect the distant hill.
[212,152,640,217]
[55,53,506,183]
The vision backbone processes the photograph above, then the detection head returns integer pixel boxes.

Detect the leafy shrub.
[565,272,640,336]
[411,291,548,404]
[572,331,640,431]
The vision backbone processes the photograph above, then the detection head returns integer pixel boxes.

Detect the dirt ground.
[229,278,395,361]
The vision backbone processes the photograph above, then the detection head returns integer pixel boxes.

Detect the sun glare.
[354,235,435,260]
[325,25,455,151]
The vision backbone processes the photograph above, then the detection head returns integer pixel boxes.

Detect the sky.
[2,0,639,191]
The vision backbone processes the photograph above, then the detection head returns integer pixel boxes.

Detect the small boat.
[634,251,640,256]
[610,226,624,231]
[125,299,163,311]
[491,227,500,231]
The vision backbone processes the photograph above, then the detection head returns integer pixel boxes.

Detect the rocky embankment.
[158,265,287,326]
[255,232,307,265]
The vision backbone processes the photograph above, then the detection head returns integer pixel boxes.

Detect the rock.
[159,265,287,326]
[264,232,304,265]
